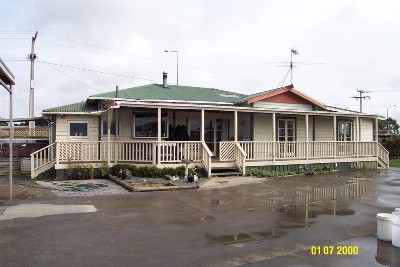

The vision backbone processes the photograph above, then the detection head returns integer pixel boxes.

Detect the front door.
[278,119,295,141]
[277,119,296,157]
[190,119,229,156]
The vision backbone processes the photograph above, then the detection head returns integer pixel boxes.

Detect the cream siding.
[314,116,334,141]
[253,113,273,141]
[56,114,99,142]
[360,118,374,141]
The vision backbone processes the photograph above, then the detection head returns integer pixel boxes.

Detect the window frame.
[68,121,89,139]
[337,120,353,141]
[101,120,121,136]
[132,113,168,138]
[276,117,297,142]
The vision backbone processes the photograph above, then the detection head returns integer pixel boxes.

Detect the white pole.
[157,108,161,165]
[9,85,13,200]
[201,109,205,142]
[234,111,238,142]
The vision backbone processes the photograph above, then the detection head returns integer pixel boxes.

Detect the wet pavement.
[0,169,400,266]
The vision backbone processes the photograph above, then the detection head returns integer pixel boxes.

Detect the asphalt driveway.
[0,169,399,266]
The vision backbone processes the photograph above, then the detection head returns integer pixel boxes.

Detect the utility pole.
[29,31,38,131]
[351,89,370,113]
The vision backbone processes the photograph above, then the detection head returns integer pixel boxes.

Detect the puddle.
[205,233,256,245]
[375,239,400,266]
[53,182,108,191]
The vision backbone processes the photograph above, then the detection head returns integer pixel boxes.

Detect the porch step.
[211,171,242,177]
[211,166,242,177]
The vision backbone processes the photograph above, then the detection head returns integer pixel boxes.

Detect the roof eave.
[87,97,235,106]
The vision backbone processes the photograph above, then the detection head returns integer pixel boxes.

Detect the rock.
[125,170,133,179]
[193,175,199,182]
[165,175,173,180]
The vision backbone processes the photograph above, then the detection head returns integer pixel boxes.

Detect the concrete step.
[211,172,242,177]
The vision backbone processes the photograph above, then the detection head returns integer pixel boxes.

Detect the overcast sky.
[1,0,399,121]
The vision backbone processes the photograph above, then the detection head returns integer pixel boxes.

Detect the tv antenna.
[351,89,371,113]
[261,48,323,87]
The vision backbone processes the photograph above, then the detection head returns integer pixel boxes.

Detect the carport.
[0,57,16,199]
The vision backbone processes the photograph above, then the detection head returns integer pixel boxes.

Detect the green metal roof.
[90,84,246,103]
[43,101,98,113]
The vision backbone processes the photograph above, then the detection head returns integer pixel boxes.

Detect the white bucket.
[376,213,396,241]
[392,216,400,247]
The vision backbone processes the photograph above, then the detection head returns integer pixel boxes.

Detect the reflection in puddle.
[204,178,375,246]
[276,181,372,227]
[205,233,256,245]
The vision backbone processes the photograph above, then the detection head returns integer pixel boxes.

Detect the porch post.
[375,118,378,141]
[200,109,205,142]
[115,109,119,163]
[157,107,161,165]
[355,117,359,158]
[272,113,276,163]
[107,109,112,167]
[305,114,309,159]
[333,116,337,158]
[234,110,238,142]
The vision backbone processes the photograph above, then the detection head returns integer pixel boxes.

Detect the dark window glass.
[134,113,167,137]
[69,122,88,137]
[102,121,118,135]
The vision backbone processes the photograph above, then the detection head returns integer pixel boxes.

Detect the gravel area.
[36,179,130,197]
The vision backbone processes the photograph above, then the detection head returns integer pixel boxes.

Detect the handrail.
[234,143,247,175]
[377,142,389,168]
[30,143,56,178]
[201,142,213,177]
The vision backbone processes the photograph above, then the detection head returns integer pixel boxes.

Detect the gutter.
[116,101,384,119]
[87,97,235,106]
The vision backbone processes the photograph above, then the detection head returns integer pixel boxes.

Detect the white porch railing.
[159,141,202,163]
[201,142,213,177]
[30,143,56,178]
[234,143,247,175]
[228,141,381,161]
[377,143,389,167]
[31,140,390,178]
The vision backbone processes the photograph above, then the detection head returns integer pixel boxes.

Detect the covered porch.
[30,104,389,178]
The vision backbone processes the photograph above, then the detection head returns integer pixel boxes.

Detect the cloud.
[0,0,399,121]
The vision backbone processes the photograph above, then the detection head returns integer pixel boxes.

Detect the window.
[133,113,167,138]
[102,121,120,136]
[190,120,201,141]
[277,119,296,141]
[68,121,88,137]
[338,121,353,141]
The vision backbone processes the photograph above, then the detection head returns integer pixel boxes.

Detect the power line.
[351,89,371,113]
[39,32,266,86]
[36,60,160,83]
[46,64,101,93]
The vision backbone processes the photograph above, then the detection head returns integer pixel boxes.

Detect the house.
[31,73,389,178]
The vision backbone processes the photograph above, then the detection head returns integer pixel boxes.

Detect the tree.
[379,117,399,135]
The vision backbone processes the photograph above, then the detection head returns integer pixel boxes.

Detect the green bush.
[110,164,188,178]
[246,168,296,178]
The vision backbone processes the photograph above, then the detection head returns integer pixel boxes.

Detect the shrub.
[246,168,296,178]
[109,164,190,178]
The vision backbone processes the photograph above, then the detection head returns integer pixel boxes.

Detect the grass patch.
[390,159,400,167]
